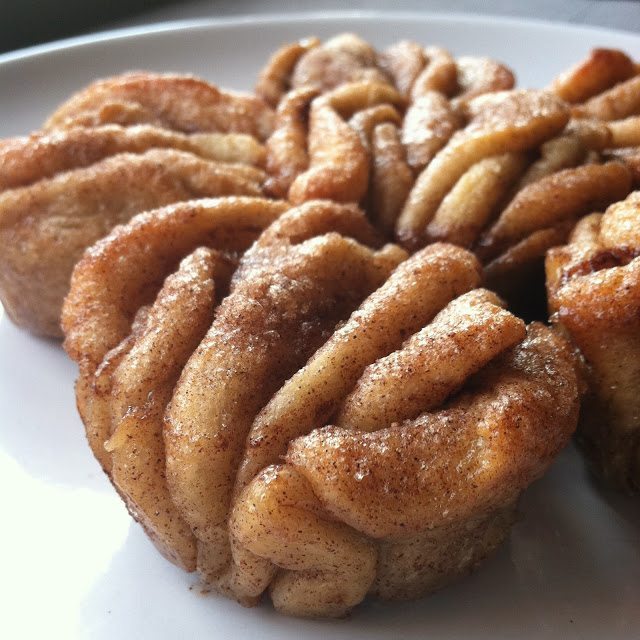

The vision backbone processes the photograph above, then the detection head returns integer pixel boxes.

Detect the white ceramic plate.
[1,12,639,640]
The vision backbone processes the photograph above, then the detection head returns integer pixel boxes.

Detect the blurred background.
[3,0,640,55]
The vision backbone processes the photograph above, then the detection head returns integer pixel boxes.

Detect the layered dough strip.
[369,121,415,234]
[285,81,405,204]
[423,152,528,248]
[0,149,265,337]
[45,72,275,140]
[401,91,462,172]
[334,289,526,432]
[379,40,426,97]
[477,161,632,262]
[550,48,636,105]
[255,37,321,107]
[0,124,265,191]
[263,87,319,198]
[454,56,516,103]
[105,248,222,571]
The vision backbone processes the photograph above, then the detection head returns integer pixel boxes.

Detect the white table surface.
[112,0,640,33]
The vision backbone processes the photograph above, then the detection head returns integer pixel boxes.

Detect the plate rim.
[2,9,640,67]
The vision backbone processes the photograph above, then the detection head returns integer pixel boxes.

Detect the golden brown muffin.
[546,191,640,491]
[63,197,579,618]
[256,42,640,323]
[0,70,273,337]
[259,59,633,320]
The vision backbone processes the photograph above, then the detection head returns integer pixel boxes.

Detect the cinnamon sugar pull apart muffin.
[547,191,640,491]
[259,44,633,317]
[62,196,580,618]
[0,72,272,337]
